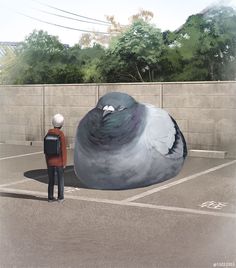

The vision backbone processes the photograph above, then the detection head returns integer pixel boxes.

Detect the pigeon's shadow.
[24,165,88,188]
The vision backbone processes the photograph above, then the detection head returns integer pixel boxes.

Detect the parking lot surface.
[0,143,236,268]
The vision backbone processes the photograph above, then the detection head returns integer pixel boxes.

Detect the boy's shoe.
[48,198,56,202]
[58,198,64,203]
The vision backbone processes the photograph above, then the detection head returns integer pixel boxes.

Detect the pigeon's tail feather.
[144,104,186,159]
[169,116,188,158]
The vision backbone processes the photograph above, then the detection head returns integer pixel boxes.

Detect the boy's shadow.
[0,192,48,202]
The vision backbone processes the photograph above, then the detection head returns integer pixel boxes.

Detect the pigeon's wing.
[144,104,183,158]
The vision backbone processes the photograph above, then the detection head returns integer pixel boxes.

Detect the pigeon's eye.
[102,105,109,111]
[108,106,115,112]
[103,105,115,112]
[117,106,126,111]
[97,105,103,110]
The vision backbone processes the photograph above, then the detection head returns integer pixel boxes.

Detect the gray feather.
[74,92,187,190]
[143,104,176,156]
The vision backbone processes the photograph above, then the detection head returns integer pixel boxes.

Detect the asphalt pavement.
[0,143,236,268]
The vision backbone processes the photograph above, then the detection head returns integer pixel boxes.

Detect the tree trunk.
[135,64,144,82]
[210,63,214,80]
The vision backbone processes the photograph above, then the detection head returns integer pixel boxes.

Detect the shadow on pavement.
[24,165,88,188]
[0,192,48,202]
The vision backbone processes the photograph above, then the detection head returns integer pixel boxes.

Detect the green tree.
[198,6,236,80]
[14,30,65,83]
[164,6,236,81]
[158,46,184,81]
[6,30,83,84]
[98,53,126,82]
[99,20,164,82]
[78,44,105,82]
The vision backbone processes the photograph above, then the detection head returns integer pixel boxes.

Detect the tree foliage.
[2,5,236,84]
[161,6,236,81]
[100,20,163,82]
[4,30,105,84]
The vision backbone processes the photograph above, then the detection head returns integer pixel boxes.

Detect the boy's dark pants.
[47,166,64,200]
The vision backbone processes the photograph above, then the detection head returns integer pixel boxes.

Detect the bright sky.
[0,0,236,46]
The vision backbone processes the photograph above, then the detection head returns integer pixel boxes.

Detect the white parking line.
[0,188,48,197]
[123,202,236,219]
[0,187,236,219]
[0,179,30,188]
[0,151,43,161]
[122,159,236,203]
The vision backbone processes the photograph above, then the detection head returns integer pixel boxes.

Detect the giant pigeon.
[74,92,187,190]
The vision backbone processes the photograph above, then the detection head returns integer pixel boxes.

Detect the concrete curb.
[189,149,227,159]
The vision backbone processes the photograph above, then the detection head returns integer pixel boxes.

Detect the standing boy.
[44,114,67,203]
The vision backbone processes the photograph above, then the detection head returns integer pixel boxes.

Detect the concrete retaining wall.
[0,82,236,158]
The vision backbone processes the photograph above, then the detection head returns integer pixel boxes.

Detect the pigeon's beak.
[102,105,115,117]
[103,110,112,117]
